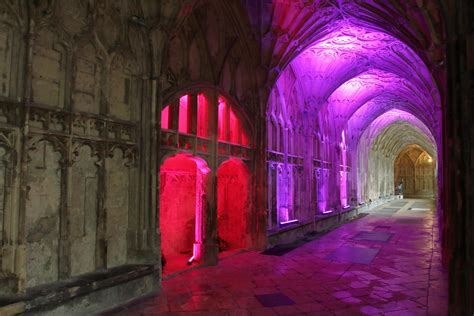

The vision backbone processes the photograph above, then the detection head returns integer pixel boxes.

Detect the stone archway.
[159,153,210,274]
[394,145,436,198]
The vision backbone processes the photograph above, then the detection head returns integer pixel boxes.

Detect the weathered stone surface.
[73,43,100,114]
[217,160,250,249]
[0,265,157,315]
[25,140,61,288]
[108,55,136,121]
[105,149,129,268]
[32,29,66,108]
[0,23,13,98]
[70,145,98,276]
[0,1,470,314]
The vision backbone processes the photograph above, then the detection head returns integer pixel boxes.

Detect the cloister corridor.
[0,1,472,315]
[103,199,447,316]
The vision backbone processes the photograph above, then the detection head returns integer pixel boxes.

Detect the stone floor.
[102,199,448,315]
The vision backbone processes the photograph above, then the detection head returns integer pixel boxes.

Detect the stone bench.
[0,264,158,315]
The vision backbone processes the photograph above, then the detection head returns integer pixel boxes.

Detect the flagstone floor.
[102,199,448,315]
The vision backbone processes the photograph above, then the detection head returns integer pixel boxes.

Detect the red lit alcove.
[161,105,170,129]
[197,93,208,137]
[218,98,227,141]
[162,93,249,146]
[159,154,209,273]
[217,159,250,251]
[217,97,249,146]
[178,95,189,133]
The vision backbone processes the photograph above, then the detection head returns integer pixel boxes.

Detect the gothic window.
[161,92,249,147]
[73,43,100,114]
[178,95,189,134]
[272,120,278,151]
[279,124,284,153]
[197,93,208,138]
[109,54,138,121]
[161,105,171,129]
[217,98,227,141]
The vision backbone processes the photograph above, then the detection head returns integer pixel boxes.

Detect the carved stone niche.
[73,42,101,114]
[25,139,63,288]
[105,147,134,268]
[0,10,23,101]
[108,53,139,122]
[32,28,68,108]
[69,144,99,277]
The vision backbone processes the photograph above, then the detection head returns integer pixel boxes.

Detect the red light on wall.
[161,105,170,129]
[217,159,250,250]
[160,154,210,270]
[229,109,240,144]
[217,97,249,146]
[241,130,249,146]
[178,95,189,133]
[218,98,227,141]
[163,93,250,146]
[197,93,208,138]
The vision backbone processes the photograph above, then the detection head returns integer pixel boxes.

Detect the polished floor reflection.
[103,199,447,316]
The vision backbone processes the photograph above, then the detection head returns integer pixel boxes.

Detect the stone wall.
[0,0,264,296]
[0,1,470,314]
[0,0,152,294]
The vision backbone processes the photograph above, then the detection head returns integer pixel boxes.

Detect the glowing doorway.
[159,154,210,274]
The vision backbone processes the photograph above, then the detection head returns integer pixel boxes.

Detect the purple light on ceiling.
[267,21,442,216]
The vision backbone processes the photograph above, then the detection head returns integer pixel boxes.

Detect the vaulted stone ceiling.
[289,22,440,127]
[262,0,442,210]
[261,0,441,165]
[354,109,436,159]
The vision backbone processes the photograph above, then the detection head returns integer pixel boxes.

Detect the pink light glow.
[178,95,189,133]
[265,19,442,228]
[279,207,290,223]
[218,98,227,141]
[241,130,249,146]
[197,93,208,137]
[159,154,210,267]
[217,159,250,249]
[289,22,439,119]
[217,96,250,146]
[161,105,170,129]
[340,130,348,208]
[229,109,240,144]
[162,93,249,146]
[280,219,298,225]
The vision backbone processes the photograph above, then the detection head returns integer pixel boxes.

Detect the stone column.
[443,1,474,313]
[203,90,218,265]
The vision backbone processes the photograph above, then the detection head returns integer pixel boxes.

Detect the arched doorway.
[394,145,436,198]
[159,89,255,268]
[396,153,415,196]
[217,159,250,252]
[159,153,210,274]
